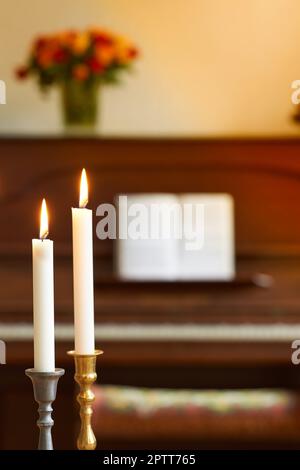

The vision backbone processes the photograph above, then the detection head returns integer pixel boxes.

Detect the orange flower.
[72,32,90,55]
[57,31,77,49]
[72,64,90,81]
[95,44,116,67]
[89,28,112,42]
[36,49,54,68]
[114,37,137,65]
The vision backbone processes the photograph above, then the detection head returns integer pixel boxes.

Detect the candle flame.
[79,168,88,208]
[40,198,49,240]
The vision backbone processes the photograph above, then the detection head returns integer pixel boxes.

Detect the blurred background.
[1,0,300,450]
[2,0,300,136]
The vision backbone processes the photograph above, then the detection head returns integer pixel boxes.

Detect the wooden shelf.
[94,272,273,289]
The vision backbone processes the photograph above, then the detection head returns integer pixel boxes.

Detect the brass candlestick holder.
[68,350,103,450]
[25,368,65,450]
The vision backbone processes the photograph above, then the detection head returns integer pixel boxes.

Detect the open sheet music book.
[115,193,235,281]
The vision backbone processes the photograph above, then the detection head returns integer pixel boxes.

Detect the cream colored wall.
[0,0,300,136]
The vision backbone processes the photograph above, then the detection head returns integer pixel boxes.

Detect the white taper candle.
[32,199,55,372]
[72,169,95,354]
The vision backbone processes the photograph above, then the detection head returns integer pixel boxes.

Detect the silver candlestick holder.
[26,368,65,450]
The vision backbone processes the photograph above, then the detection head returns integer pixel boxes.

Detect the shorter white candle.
[72,169,95,354]
[32,199,55,372]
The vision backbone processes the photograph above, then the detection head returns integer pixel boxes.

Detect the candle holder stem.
[68,350,102,450]
[25,368,65,450]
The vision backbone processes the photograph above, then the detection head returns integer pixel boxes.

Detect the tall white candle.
[72,169,95,354]
[32,199,55,372]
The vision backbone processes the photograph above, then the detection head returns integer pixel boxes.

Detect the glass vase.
[61,81,99,133]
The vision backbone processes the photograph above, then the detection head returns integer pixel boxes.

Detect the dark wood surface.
[0,255,300,324]
[1,137,300,257]
[1,137,300,448]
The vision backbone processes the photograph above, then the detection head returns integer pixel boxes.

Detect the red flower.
[86,57,104,74]
[53,49,69,64]
[34,37,47,50]
[93,33,113,47]
[15,66,29,79]
[127,47,139,59]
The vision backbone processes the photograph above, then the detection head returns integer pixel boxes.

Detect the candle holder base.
[25,368,65,450]
[68,350,103,450]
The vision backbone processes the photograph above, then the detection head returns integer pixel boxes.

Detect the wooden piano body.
[0,137,300,448]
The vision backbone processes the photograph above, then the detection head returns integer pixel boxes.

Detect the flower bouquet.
[16,28,139,129]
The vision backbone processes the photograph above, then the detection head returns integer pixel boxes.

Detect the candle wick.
[79,199,88,209]
[40,230,49,241]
